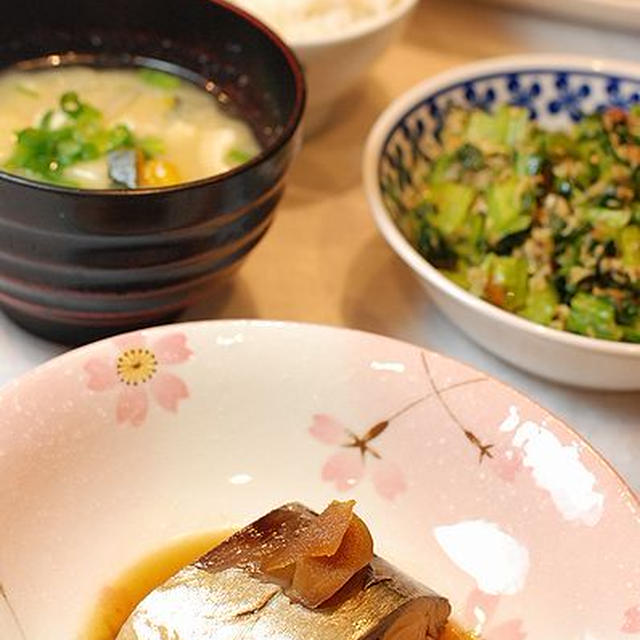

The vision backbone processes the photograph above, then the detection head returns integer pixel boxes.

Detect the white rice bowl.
[228,0,402,42]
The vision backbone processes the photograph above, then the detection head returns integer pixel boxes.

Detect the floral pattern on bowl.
[0,320,638,639]
[379,66,640,214]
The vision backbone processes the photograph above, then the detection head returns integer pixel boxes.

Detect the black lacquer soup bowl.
[0,0,306,343]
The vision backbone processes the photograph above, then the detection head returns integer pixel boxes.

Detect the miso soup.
[0,66,260,189]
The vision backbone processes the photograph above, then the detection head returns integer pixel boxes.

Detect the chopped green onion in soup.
[0,66,260,188]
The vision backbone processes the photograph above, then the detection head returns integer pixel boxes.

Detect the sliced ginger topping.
[198,500,374,609]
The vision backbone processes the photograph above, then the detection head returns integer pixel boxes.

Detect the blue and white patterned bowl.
[363,55,640,390]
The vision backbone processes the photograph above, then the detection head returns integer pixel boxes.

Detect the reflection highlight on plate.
[434,520,530,596]
[215,334,245,347]
[501,408,604,526]
[370,360,406,373]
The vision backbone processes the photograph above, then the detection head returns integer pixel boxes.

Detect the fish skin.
[196,502,316,575]
[108,149,139,189]
[116,504,451,640]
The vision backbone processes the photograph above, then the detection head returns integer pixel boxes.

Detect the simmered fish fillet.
[116,502,451,640]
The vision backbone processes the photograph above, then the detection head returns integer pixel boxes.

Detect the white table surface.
[1,0,638,491]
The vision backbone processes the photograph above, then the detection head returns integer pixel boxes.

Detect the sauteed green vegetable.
[399,104,640,343]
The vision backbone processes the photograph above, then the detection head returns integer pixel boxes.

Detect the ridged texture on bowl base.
[1,306,181,346]
[0,203,275,343]
[0,261,246,345]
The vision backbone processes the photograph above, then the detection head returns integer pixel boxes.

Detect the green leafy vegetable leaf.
[482,254,529,312]
[620,225,640,266]
[226,147,254,166]
[566,293,624,341]
[485,177,533,246]
[430,181,476,239]
[519,282,558,325]
[139,136,166,159]
[138,69,181,90]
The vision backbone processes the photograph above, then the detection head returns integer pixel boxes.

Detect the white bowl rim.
[278,0,419,49]
[363,53,640,360]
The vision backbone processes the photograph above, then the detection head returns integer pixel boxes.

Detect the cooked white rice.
[228,0,401,41]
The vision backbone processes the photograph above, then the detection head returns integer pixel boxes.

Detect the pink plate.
[0,320,638,639]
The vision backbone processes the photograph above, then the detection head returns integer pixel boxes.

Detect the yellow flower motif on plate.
[116,348,158,386]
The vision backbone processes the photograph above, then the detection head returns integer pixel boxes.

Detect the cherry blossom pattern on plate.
[310,351,495,500]
[0,582,25,640]
[623,605,640,634]
[310,412,411,500]
[84,332,192,427]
